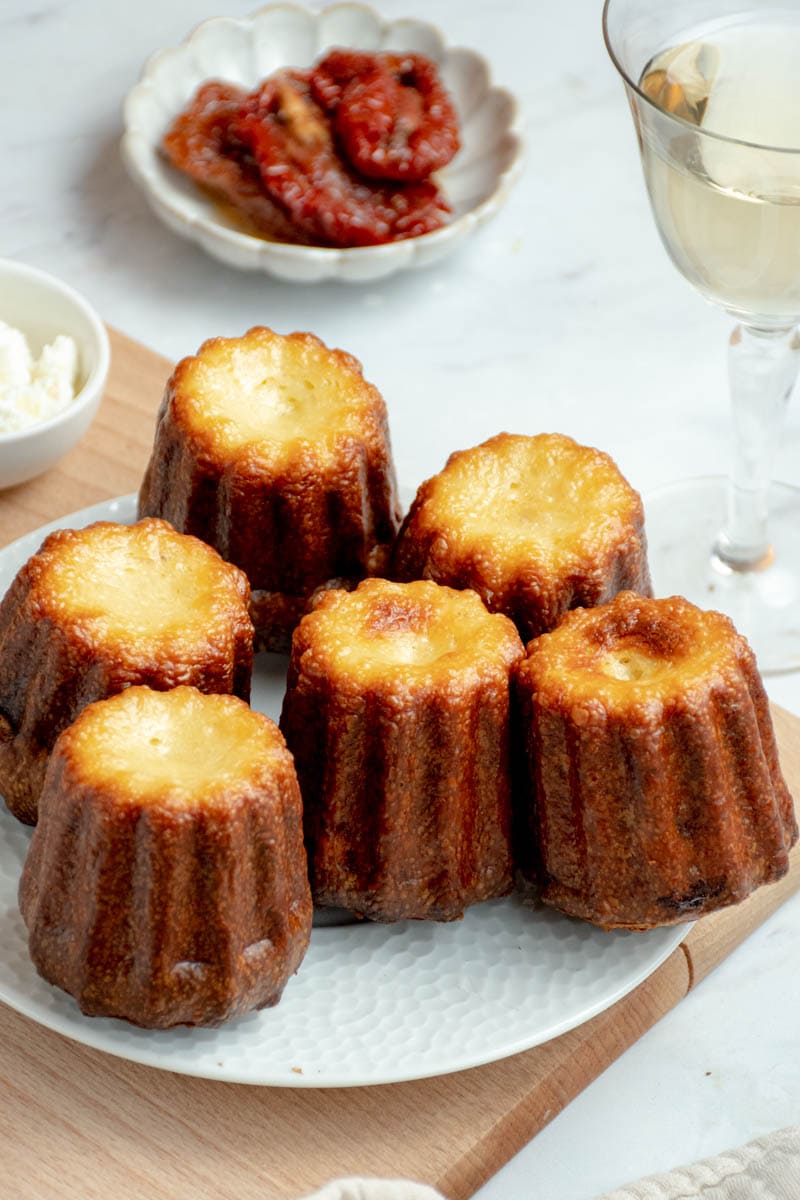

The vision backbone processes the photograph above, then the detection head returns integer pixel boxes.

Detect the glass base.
[644,477,800,675]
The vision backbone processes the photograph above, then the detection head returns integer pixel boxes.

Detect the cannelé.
[392,432,652,643]
[515,591,797,930]
[19,686,312,1028]
[280,577,524,922]
[0,518,253,824]
[138,326,402,651]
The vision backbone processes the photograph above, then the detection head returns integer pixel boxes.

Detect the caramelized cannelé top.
[164,326,390,468]
[407,434,642,568]
[60,686,293,810]
[518,591,751,713]
[292,578,523,689]
[27,518,251,656]
[401,432,646,574]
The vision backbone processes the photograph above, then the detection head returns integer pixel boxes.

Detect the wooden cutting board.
[1,327,799,1200]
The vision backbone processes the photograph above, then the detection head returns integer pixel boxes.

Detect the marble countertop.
[3,0,799,1195]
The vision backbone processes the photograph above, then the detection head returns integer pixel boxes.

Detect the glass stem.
[714,323,800,572]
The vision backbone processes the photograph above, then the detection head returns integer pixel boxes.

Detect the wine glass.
[603,0,800,673]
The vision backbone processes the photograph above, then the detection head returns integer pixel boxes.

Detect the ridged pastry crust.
[19,686,312,1028]
[393,432,652,643]
[138,326,402,651]
[515,591,797,930]
[0,518,253,825]
[280,578,524,922]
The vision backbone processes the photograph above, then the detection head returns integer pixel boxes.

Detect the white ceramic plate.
[122,3,523,283]
[0,495,687,1087]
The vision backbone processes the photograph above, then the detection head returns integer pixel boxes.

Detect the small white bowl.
[0,260,110,490]
[122,3,523,283]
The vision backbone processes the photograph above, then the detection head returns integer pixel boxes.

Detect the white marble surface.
[2,0,800,1196]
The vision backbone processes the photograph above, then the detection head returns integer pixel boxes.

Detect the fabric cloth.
[598,1125,800,1199]
[300,1183,442,1200]
[298,1126,800,1199]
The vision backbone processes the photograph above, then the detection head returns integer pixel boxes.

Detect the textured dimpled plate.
[0,496,687,1087]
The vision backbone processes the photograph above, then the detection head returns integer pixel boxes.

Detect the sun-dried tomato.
[161,80,305,243]
[233,73,450,247]
[310,49,460,181]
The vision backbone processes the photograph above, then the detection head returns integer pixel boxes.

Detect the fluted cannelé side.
[19,686,312,1028]
[515,591,797,930]
[138,326,402,651]
[281,578,525,922]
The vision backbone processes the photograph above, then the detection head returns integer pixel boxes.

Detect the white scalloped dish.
[122,3,523,282]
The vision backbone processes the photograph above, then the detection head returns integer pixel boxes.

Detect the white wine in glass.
[604,0,800,673]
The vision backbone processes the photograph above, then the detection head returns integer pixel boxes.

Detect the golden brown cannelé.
[19,686,312,1028]
[392,432,652,643]
[515,591,797,930]
[138,326,402,651]
[280,577,525,921]
[0,518,253,825]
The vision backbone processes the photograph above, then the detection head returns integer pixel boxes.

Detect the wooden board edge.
[437,948,690,1199]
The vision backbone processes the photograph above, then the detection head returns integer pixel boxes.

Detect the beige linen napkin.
[299,1126,800,1199]
[300,1183,441,1200]
[597,1126,800,1199]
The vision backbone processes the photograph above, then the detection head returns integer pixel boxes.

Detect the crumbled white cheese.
[0,321,79,434]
